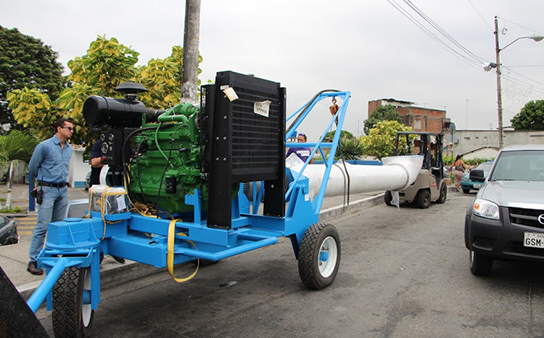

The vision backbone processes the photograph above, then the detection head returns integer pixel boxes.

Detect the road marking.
[18,225,35,230]
[16,216,37,236]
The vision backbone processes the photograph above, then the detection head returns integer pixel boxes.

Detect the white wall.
[68,148,90,188]
[451,130,544,158]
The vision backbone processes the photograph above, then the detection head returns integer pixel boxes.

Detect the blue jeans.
[29,186,68,262]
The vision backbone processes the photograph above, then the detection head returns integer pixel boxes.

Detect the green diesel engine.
[83,84,205,215]
[83,71,286,228]
[129,103,205,214]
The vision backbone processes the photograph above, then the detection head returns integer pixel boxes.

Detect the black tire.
[298,223,341,290]
[53,267,94,338]
[384,191,393,206]
[415,190,431,209]
[470,250,493,276]
[436,182,447,204]
[463,189,470,194]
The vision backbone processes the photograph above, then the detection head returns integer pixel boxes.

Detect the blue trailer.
[17,72,350,337]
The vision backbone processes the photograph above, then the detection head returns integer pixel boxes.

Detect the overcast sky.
[2,0,544,139]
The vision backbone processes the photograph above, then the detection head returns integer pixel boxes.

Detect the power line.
[402,0,489,64]
[499,17,544,36]
[386,0,485,70]
[385,0,544,97]
[507,65,544,68]
[466,0,494,32]
[503,66,544,90]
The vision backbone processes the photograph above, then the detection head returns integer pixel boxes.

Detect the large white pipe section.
[286,154,423,199]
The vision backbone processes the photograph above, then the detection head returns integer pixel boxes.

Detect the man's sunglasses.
[61,126,74,131]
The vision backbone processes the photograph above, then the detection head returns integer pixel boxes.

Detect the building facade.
[368,98,447,134]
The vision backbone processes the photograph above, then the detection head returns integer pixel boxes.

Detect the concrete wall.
[448,129,544,159]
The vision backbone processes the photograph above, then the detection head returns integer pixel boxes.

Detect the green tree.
[324,130,355,141]
[138,46,203,109]
[359,120,412,160]
[0,26,64,131]
[56,36,140,144]
[511,100,544,130]
[6,87,60,140]
[323,130,363,160]
[364,105,402,135]
[0,130,39,208]
[338,137,364,160]
[8,35,204,146]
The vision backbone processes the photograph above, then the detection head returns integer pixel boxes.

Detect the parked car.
[460,160,493,193]
[465,145,544,276]
[66,199,90,218]
[0,213,18,246]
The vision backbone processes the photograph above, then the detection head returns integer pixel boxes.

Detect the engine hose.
[122,124,172,204]
[338,142,351,207]
[134,139,149,206]
[332,114,350,207]
[122,125,164,183]
[156,125,183,217]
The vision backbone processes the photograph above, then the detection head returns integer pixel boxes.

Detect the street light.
[484,16,544,148]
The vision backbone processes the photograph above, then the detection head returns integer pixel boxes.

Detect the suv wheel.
[469,250,493,276]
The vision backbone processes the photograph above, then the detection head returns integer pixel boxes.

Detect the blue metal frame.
[27,91,351,314]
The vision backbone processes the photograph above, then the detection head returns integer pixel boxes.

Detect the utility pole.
[494,16,504,149]
[181,0,201,104]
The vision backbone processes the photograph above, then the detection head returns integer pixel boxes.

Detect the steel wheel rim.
[82,270,92,327]
[318,236,338,278]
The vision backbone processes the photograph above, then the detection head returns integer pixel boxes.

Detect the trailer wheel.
[384,191,393,206]
[298,223,341,290]
[436,182,447,204]
[53,267,94,338]
[416,190,431,209]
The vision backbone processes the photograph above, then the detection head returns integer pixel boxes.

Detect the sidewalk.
[0,183,385,302]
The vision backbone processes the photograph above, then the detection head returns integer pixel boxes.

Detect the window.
[490,150,544,181]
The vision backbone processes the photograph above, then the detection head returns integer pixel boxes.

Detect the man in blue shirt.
[286,133,313,163]
[27,118,73,275]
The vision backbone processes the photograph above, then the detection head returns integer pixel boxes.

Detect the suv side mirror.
[470,169,485,182]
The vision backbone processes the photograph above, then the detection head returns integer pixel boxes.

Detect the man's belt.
[38,182,68,188]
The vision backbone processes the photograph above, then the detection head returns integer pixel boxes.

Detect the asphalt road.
[37,191,544,337]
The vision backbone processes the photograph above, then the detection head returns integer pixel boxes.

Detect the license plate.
[473,183,482,188]
[524,232,544,248]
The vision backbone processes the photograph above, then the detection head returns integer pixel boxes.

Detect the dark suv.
[465,145,544,275]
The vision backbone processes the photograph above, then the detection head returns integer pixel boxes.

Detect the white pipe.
[286,154,423,199]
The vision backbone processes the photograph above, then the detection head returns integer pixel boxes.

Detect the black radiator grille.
[205,71,287,228]
[510,207,544,229]
[231,87,281,171]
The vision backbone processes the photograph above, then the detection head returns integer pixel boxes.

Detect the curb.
[320,193,384,221]
[18,193,384,304]
[3,212,30,218]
